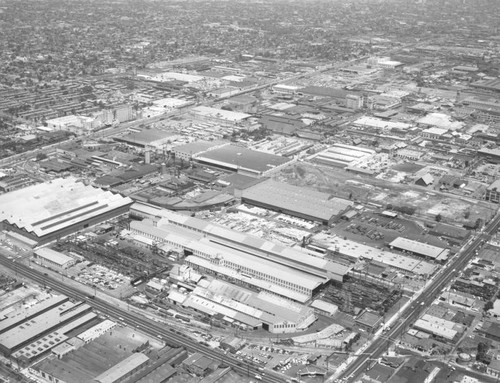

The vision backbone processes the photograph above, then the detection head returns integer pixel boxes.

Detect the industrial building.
[240,179,353,225]
[190,106,251,125]
[413,314,460,342]
[130,202,349,283]
[0,295,69,336]
[131,219,328,302]
[170,140,227,162]
[94,353,150,383]
[193,145,293,178]
[170,274,317,333]
[0,295,92,357]
[12,312,98,364]
[114,128,181,149]
[312,144,375,168]
[0,177,133,245]
[485,180,500,203]
[32,326,161,383]
[388,237,450,262]
[321,236,437,276]
[478,148,500,164]
[352,116,411,131]
[33,248,76,270]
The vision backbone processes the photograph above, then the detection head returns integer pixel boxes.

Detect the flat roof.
[152,97,191,108]
[423,127,448,135]
[137,219,325,291]
[389,237,449,261]
[311,300,339,314]
[414,319,456,340]
[353,116,411,130]
[194,238,325,290]
[195,145,291,174]
[0,301,91,351]
[94,353,149,383]
[149,71,204,83]
[172,140,227,156]
[12,313,97,360]
[0,178,133,239]
[356,311,382,327]
[205,279,311,324]
[34,326,142,382]
[116,129,177,147]
[314,144,375,166]
[417,113,463,130]
[185,256,310,303]
[191,106,251,122]
[316,234,437,275]
[35,248,74,266]
[0,295,69,335]
[479,147,500,158]
[130,202,350,280]
[242,179,353,221]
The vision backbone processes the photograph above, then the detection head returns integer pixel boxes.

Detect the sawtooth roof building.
[129,202,350,303]
[0,178,133,245]
[0,295,94,358]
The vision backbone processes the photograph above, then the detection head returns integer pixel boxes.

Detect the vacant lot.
[279,162,495,225]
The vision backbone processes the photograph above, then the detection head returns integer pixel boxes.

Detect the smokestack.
[145,148,151,164]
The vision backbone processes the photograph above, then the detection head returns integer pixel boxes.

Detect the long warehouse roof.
[130,202,350,280]
[241,179,353,221]
[389,237,449,261]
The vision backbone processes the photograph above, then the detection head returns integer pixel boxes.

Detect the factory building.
[129,202,349,283]
[0,178,133,245]
[388,237,450,262]
[485,179,500,203]
[240,179,353,225]
[130,219,328,302]
[33,248,76,270]
[93,353,150,383]
[0,296,69,336]
[193,145,293,178]
[0,297,92,357]
[185,280,317,333]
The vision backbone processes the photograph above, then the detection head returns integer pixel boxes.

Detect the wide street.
[335,212,500,383]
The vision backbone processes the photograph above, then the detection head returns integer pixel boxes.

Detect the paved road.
[336,213,500,383]
[0,254,285,383]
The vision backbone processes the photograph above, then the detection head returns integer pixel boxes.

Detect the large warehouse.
[130,202,350,284]
[131,219,330,303]
[0,178,133,245]
[193,145,293,177]
[130,202,349,281]
[0,295,94,358]
[241,179,353,225]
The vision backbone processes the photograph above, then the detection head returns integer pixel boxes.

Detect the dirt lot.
[278,162,495,225]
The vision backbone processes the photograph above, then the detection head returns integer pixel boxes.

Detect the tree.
[435,214,442,222]
[476,342,491,364]
[36,153,47,161]
[484,300,494,313]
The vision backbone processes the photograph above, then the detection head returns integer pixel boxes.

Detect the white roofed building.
[0,178,133,244]
[34,248,76,270]
[389,237,449,262]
